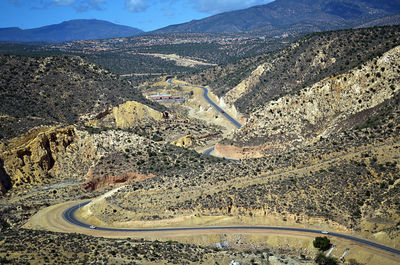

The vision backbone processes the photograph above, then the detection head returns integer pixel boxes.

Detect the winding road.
[63,201,400,257]
[167,78,242,128]
[55,79,400,261]
[203,146,215,155]
[167,78,242,157]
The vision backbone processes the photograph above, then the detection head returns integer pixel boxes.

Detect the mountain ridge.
[0,19,143,43]
[153,0,400,35]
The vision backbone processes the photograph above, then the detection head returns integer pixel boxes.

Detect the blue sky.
[1,0,274,31]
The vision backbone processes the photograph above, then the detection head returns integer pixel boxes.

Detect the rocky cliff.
[0,123,163,195]
[171,135,195,148]
[0,126,76,194]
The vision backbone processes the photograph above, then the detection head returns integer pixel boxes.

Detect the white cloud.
[22,0,106,11]
[125,0,148,12]
[75,0,106,11]
[87,0,106,9]
[50,0,77,6]
[191,0,273,14]
[51,0,106,9]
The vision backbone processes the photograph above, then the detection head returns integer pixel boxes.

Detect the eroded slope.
[226,45,399,156]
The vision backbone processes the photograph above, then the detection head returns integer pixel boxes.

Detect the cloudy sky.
[1,0,274,31]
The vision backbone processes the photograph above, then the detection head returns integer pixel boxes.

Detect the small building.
[148,93,185,102]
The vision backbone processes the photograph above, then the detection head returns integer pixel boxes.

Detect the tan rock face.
[170,135,195,148]
[113,101,164,129]
[228,45,400,158]
[0,125,156,194]
[0,126,76,193]
[87,100,164,129]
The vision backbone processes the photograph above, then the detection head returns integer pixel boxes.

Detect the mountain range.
[0,19,143,43]
[1,0,399,43]
[154,0,400,35]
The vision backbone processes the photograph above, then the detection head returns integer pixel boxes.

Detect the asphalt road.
[167,79,242,128]
[166,78,241,158]
[203,147,215,155]
[63,201,400,257]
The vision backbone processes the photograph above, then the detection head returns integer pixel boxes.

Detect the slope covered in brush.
[183,25,400,115]
[0,55,162,140]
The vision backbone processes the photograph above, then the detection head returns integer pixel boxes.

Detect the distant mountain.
[356,14,400,28]
[153,0,400,35]
[0,19,143,43]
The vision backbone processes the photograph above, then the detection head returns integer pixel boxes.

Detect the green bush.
[313,236,331,251]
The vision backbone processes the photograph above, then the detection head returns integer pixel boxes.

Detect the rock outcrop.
[0,126,76,193]
[171,135,195,148]
[83,172,155,191]
[0,124,161,194]
[86,100,165,129]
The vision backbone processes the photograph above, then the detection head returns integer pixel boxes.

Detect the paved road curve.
[167,78,240,158]
[63,201,400,257]
[203,147,215,155]
[167,79,242,128]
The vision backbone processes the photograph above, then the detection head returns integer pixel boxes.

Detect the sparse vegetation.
[184,25,400,115]
[0,54,163,140]
[0,23,399,265]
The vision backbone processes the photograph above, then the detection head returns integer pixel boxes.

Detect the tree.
[313,236,331,251]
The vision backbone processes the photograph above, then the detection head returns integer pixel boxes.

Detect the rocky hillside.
[0,110,224,195]
[0,54,163,140]
[80,99,400,251]
[69,34,400,249]
[226,44,399,153]
[78,73,400,249]
[183,25,400,115]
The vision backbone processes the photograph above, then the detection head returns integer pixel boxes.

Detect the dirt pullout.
[214,143,267,159]
[83,171,155,191]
